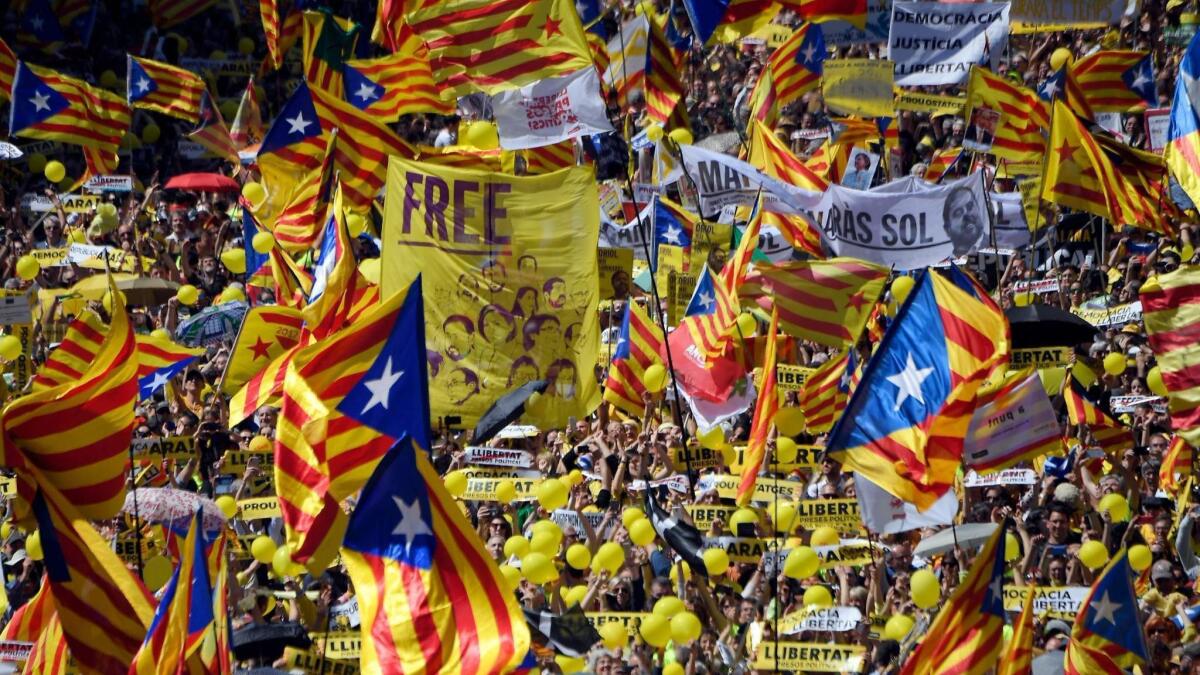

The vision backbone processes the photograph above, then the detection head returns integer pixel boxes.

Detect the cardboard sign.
[685,505,741,532]
[1002,585,1090,616]
[238,496,281,520]
[463,446,534,469]
[598,247,635,300]
[459,467,542,502]
[0,641,34,663]
[1144,108,1171,153]
[1010,347,1071,368]
[696,474,804,502]
[1072,302,1142,327]
[1109,395,1166,414]
[895,91,967,117]
[792,499,862,531]
[775,365,814,392]
[83,175,134,193]
[729,445,824,473]
[814,539,885,569]
[704,536,781,563]
[777,606,863,634]
[753,642,866,672]
[671,444,726,471]
[0,294,32,326]
[964,468,1037,487]
[585,612,648,637]
[131,436,197,460]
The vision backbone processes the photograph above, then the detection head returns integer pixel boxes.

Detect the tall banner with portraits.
[381,159,602,428]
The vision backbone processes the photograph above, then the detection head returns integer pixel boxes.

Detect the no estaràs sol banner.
[381,158,602,429]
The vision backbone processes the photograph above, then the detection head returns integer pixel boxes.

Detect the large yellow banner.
[382,158,602,428]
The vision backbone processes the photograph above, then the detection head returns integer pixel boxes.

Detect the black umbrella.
[471,379,548,445]
[231,622,311,662]
[1005,303,1098,349]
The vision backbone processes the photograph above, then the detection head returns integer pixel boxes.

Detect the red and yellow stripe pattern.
[1141,268,1200,447]
[738,308,779,505]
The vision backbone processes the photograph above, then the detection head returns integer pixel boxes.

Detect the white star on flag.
[29,15,44,31]
[286,112,312,136]
[142,370,172,396]
[1090,591,1121,626]
[136,78,152,94]
[801,41,818,65]
[391,496,432,558]
[354,81,379,101]
[662,225,683,245]
[1041,78,1059,99]
[886,353,933,411]
[29,91,51,113]
[697,291,714,310]
[361,356,404,414]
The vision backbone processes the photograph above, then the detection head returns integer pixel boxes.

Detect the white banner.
[855,471,957,534]
[964,468,1038,487]
[990,192,1031,251]
[808,173,990,270]
[889,2,1011,86]
[464,446,534,468]
[778,606,864,635]
[1012,278,1061,295]
[492,68,614,150]
[83,174,133,192]
[678,144,821,217]
[963,372,1060,471]
[823,0,892,45]
[1109,395,1166,414]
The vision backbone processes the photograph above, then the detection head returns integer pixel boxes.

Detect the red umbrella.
[164,172,240,192]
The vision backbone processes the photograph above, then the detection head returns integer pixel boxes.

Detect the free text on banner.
[822,59,895,118]
[888,1,1011,86]
[1010,0,1125,33]
[382,159,602,429]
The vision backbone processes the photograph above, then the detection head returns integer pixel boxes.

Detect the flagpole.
[128,443,144,577]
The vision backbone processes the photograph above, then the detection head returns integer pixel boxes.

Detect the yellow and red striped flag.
[134,333,204,399]
[29,479,156,673]
[31,310,106,390]
[1065,638,1125,675]
[644,13,686,125]
[300,184,381,339]
[747,259,889,349]
[714,0,778,42]
[965,67,1049,165]
[1065,50,1156,118]
[785,0,865,26]
[148,0,217,28]
[522,140,575,174]
[603,301,665,417]
[1063,376,1133,454]
[1141,267,1200,446]
[373,0,429,53]
[22,610,67,674]
[0,272,136,522]
[126,55,205,123]
[343,52,453,121]
[229,344,300,427]
[301,10,360,95]
[230,78,264,149]
[747,120,827,256]
[901,523,1007,674]
[1042,100,1170,235]
[925,146,965,183]
[737,308,779,505]
[1160,436,1193,494]
[405,0,594,98]
[799,349,855,433]
[221,305,303,396]
[0,38,14,101]
[260,0,302,73]
[998,582,1035,675]
[0,576,55,642]
[189,90,239,166]
[766,23,825,112]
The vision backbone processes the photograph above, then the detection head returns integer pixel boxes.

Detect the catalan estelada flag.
[230,77,264,149]
[135,334,204,400]
[965,67,1049,165]
[1066,50,1156,118]
[221,305,303,396]
[0,39,15,101]
[1067,549,1148,670]
[786,0,865,27]
[343,52,452,121]
[404,0,594,98]
[653,194,697,254]
[662,269,745,403]
[276,279,429,566]
[748,258,888,349]
[0,576,54,642]
[148,0,218,28]
[9,61,129,181]
[900,522,1007,674]
[0,272,137,522]
[1063,375,1133,454]
[644,13,686,125]
[301,185,380,339]
[1167,31,1200,208]
[799,349,855,433]
[766,22,825,114]
[31,481,155,673]
[188,90,239,165]
[126,55,205,123]
[924,146,966,183]
[747,120,827,256]
[737,307,779,505]
[302,9,360,95]
[604,301,665,417]
[1160,436,1193,495]
[998,585,1035,675]
[1042,100,1169,235]
[825,268,1009,510]
[1140,267,1200,446]
[341,432,530,674]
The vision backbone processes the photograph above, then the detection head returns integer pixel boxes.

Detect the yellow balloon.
[562,584,588,606]
[242,182,266,206]
[218,286,245,305]
[1128,544,1152,572]
[252,231,275,254]
[642,363,668,393]
[102,289,126,314]
[698,426,724,449]
[884,614,915,641]
[1103,352,1126,376]
[0,523,10,540]
[1183,243,1196,261]
[1005,532,1021,562]
[28,153,47,174]
[15,255,40,281]
[663,665,684,675]
[803,585,833,608]
[463,121,499,149]
[629,518,657,546]
[1147,367,1168,396]
[729,508,758,533]
[592,542,625,575]
[600,622,627,649]
[346,212,368,236]
[141,124,161,144]
[639,613,671,647]
[1039,367,1066,397]
[100,70,119,88]
[891,275,915,304]
[772,503,796,534]
[220,248,246,274]
[445,471,467,497]
[910,568,939,609]
[536,477,568,511]
[44,161,66,183]
[210,50,227,61]
[775,437,798,464]
[669,561,692,584]
[215,495,237,518]
[522,551,558,584]
[249,435,271,453]
[735,312,756,337]
[1013,291,1034,307]
[176,284,199,306]
[0,335,21,361]
[1098,493,1129,521]
[783,546,819,579]
[776,407,805,436]
[250,535,277,564]
[668,128,694,146]
[496,480,517,503]
[810,526,840,547]
[646,124,665,142]
[498,564,521,591]
[1049,47,1074,71]
[670,611,702,643]
[220,99,239,121]
[143,556,174,591]
[703,547,730,575]
[26,531,42,561]
[529,530,558,556]
[1078,540,1109,570]
[272,544,295,578]
[566,543,591,569]
[531,520,563,546]
[653,595,685,618]
[622,507,646,528]
[238,36,255,55]
[359,258,381,285]
[504,535,530,559]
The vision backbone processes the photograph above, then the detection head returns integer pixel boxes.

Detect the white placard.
[492,68,614,150]
[889,2,1011,86]
[964,468,1038,487]
[463,446,534,468]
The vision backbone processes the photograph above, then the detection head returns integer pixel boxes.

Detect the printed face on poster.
[841,148,879,191]
[963,106,1001,153]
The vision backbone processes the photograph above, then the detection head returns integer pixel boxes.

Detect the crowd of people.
[1,0,1199,673]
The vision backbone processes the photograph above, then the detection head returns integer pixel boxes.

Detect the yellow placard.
[730,445,824,473]
[287,650,361,674]
[1010,346,1071,369]
[598,248,634,300]
[459,467,542,501]
[221,450,275,473]
[706,536,780,563]
[238,496,281,520]
[130,436,196,460]
[753,642,866,672]
[29,248,69,267]
[684,505,740,532]
[746,23,793,48]
[585,612,648,637]
[775,365,813,392]
[792,498,862,531]
[700,473,804,502]
[668,271,697,326]
[822,60,895,118]
[381,159,602,429]
[0,477,15,497]
[895,91,967,117]
[1010,0,1124,33]
[1019,176,1044,228]
[671,445,726,471]
[688,220,732,274]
